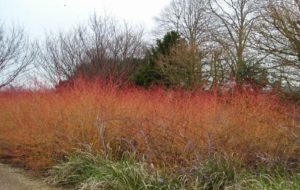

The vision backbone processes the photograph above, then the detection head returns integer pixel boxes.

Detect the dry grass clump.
[0,80,299,170]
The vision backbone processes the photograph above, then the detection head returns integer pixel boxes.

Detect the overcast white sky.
[0,0,171,39]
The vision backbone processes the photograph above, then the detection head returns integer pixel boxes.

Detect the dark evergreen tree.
[134,31,181,87]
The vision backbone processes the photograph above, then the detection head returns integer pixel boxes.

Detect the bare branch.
[0,23,34,88]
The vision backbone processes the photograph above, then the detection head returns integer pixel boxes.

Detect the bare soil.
[0,163,60,190]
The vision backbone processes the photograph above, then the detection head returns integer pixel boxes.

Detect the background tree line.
[1,0,300,95]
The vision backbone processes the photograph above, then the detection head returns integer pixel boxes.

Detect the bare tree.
[156,0,211,46]
[38,14,145,86]
[256,0,300,87]
[156,0,267,88]
[0,23,34,88]
[208,0,265,85]
[204,45,228,89]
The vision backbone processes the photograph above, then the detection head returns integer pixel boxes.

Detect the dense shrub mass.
[0,79,299,171]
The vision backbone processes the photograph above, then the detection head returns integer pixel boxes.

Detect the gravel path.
[0,163,59,190]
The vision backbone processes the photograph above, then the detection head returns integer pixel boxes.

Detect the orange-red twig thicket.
[0,80,299,169]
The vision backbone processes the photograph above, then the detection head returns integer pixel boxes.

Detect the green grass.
[47,151,300,190]
[47,150,171,190]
